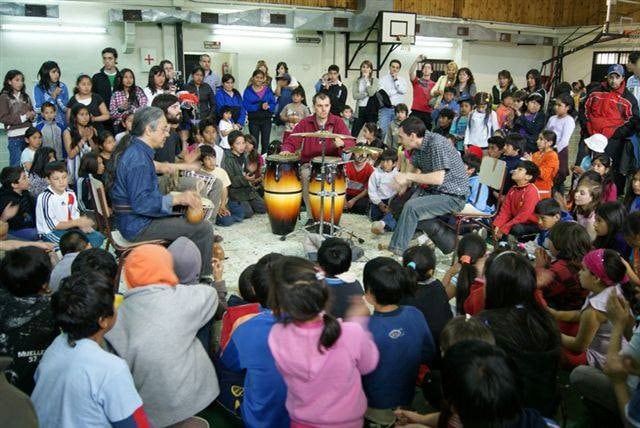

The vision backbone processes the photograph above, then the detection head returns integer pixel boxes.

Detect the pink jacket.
[268,316,379,427]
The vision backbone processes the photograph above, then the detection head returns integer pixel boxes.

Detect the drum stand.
[302,137,364,243]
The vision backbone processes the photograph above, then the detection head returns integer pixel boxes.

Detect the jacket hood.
[167,237,201,285]
[270,319,331,382]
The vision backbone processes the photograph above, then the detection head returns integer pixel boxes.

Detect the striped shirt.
[36,187,79,235]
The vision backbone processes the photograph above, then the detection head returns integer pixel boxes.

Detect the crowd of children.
[1,49,640,428]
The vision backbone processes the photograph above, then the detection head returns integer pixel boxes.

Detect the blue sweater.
[468,174,493,213]
[220,309,289,428]
[242,86,276,119]
[33,83,69,128]
[215,88,246,126]
[363,306,435,409]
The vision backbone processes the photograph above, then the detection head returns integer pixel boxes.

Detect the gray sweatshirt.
[105,284,219,427]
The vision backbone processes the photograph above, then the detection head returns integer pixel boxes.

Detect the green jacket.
[221,149,258,201]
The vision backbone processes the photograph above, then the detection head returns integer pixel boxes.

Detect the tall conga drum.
[263,154,302,235]
[308,156,346,225]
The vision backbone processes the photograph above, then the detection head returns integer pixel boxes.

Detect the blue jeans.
[42,229,105,249]
[378,107,395,141]
[216,201,245,226]
[8,137,24,167]
[388,190,466,255]
[370,200,397,231]
[9,228,39,241]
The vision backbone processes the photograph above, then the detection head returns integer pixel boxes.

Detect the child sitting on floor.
[199,145,241,227]
[400,245,452,353]
[383,104,408,151]
[35,161,104,248]
[268,256,379,428]
[526,130,559,199]
[0,166,38,241]
[31,272,151,427]
[345,147,374,214]
[500,133,526,194]
[318,237,364,319]
[0,247,56,395]
[534,198,573,249]
[493,160,541,241]
[591,154,617,202]
[369,149,399,234]
[486,135,505,159]
[362,257,435,427]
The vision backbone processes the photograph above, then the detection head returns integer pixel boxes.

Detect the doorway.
[183,52,238,81]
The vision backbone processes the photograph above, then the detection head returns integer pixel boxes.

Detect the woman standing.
[143,65,170,106]
[185,66,216,126]
[430,61,458,107]
[454,67,477,101]
[33,61,69,127]
[0,70,35,166]
[243,69,276,154]
[215,74,245,128]
[351,60,379,136]
[108,68,147,132]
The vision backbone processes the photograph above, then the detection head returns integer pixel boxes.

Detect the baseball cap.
[584,133,608,153]
[607,64,625,77]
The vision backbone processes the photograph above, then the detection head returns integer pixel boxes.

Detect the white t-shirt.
[201,167,231,188]
[218,119,234,149]
[36,186,80,235]
[546,114,576,153]
[20,147,36,167]
[32,334,143,427]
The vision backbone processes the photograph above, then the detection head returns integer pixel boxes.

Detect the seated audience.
[534,198,573,249]
[31,272,151,427]
[317,237,364,319]
[49,230,89,292]
[0,166,37,241]
[105,244,219,427]
[0,247,56,395]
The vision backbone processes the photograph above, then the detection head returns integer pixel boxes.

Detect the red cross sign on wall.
[144,54,154,65]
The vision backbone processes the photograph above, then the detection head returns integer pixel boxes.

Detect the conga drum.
[308,156,346,225]
[263,154,302,235]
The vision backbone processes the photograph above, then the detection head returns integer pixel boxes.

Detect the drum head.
[267,154,300,163]
[311,156,342,164]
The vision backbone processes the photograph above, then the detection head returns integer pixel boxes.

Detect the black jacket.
[319,82,348,116]
[91,67,120,108]
[0,187,35,231]
[0,289,57,394]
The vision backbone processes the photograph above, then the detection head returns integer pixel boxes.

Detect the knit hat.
[124,244,178,288]
[583,248,627,286]
[584,134,608,153]
[466,145,483,159]
[168,237,202,285]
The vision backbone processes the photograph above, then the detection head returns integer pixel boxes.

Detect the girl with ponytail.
[267,256,379,428]
[442,233,487,315]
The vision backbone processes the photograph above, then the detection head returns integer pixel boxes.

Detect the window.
[591,50,633,83]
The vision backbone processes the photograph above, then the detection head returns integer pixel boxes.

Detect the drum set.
[263,130,381,239]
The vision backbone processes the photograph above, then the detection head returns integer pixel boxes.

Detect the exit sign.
[204,41,221,49]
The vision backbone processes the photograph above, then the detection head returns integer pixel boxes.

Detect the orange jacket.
[532,150,559,199]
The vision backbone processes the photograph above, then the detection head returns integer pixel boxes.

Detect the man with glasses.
[111,106,215,282]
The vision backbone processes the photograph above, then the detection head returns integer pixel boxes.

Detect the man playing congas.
[279,92,354,218]
[111,106,215,281]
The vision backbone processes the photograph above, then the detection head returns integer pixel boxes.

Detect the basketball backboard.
[379,11,416,45]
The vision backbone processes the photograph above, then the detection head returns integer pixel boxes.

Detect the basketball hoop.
[622,28,640,41]
[393,34,413,51]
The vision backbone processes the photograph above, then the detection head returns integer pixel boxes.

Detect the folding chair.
[450,156,507,251]
[89,176,168,290]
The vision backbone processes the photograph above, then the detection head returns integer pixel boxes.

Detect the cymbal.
[290,130,356,139]
[344,146,384,155]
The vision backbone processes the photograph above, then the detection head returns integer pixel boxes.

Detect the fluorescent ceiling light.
[212,26,293,39]
[415,36,454,48]
[0,23,106,34]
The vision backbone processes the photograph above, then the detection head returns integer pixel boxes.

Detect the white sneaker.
[371,220,386,235]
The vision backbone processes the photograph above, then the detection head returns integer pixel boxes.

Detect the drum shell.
[264,158,302,235]
[308,158,346,225]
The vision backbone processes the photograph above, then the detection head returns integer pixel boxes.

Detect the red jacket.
[281,113,353,163]
[585,81,639,139]
[493,182,540,234]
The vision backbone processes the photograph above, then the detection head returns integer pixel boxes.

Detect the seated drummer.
[110,106,215,281]
[280,92,355,217]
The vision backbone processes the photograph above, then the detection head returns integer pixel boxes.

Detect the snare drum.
[264,154,302,235]
[170,192,216,223]
[308,156,346,225]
